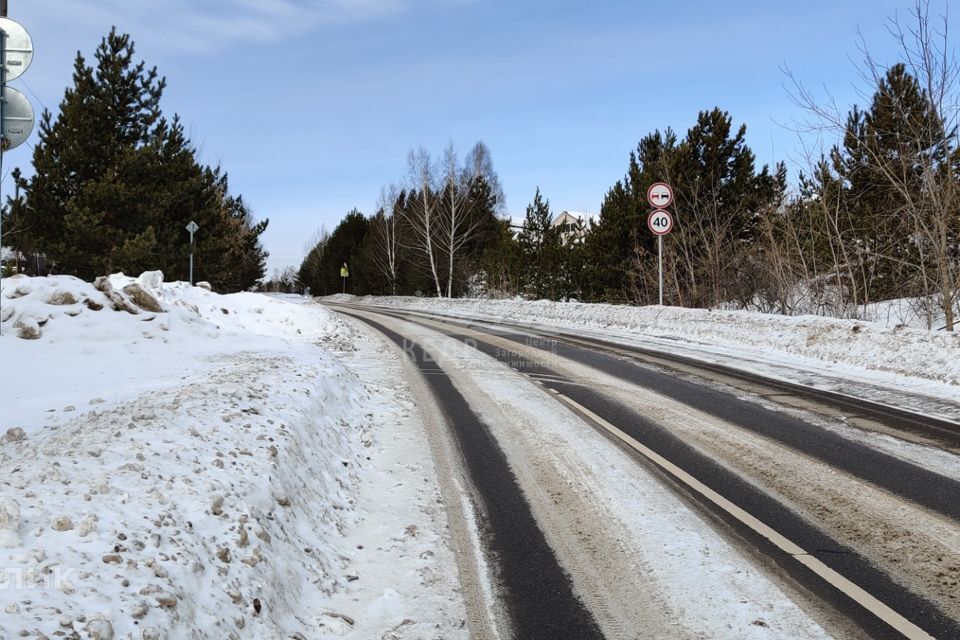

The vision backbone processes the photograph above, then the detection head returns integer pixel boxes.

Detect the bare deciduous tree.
[369,184,401,295]
[786,0,959,330]
[436,142,487,298]
[404,147,444,297]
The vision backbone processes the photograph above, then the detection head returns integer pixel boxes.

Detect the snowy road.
[330,303,960,640]
[5,274,956,639]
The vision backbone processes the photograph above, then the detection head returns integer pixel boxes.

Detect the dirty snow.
[0,274,467,639]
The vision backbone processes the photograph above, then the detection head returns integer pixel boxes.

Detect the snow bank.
[0,274,376,638]
[349,296,960,387]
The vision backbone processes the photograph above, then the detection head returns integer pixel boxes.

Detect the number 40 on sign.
[647,209,674,236]
[646,181,675,306]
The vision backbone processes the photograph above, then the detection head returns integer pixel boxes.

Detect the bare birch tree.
[404,147,443,297]
[369,184,401,295]
[436,142,489,298]
[298,226,329,295]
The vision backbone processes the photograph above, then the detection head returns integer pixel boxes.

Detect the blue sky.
[6,0,950,276]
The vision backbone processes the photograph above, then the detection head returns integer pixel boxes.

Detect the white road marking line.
[551,391,935,640]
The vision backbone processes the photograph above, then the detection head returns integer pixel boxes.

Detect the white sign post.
[185,221,199,285]
[646,182,675,306]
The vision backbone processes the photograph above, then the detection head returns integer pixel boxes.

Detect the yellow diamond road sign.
[340,264,349,278]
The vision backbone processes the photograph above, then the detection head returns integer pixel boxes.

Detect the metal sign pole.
[646,183,674,308]
[658,235,663,306]
[0,6,33,337]
[185,221,199,285]
[0,23,7,336]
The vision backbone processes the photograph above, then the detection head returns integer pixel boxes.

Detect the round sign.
[0,18,34,82]
[647,182,673,209]
[647,209,674,236]
[0,86,34,151]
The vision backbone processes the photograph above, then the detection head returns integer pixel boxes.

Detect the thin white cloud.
[33,0,443,53]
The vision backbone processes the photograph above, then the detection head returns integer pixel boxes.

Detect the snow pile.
[348,296,960,387]
[0,274,382,638]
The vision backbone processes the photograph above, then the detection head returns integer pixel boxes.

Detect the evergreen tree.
[669,109,782,307]
[517,188,562,299]
[837,64,947,301]
[302,209,371,296]
[588,111,781,307]
[16,29,268,289]
[558,217,589,301]
[584,129,677,302]
[18,29,164,277]
[473,217,522,296]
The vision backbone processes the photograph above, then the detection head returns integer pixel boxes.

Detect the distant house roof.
[551,211,597,227]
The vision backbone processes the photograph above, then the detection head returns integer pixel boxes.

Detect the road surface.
[328,302,960,640]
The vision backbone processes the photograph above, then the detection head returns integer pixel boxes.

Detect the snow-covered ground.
[4,275,956,639]
[0,274,466,639]
[333,295,960,420]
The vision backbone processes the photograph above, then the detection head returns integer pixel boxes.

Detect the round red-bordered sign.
[647,182,674,209]
[647,209,674,236]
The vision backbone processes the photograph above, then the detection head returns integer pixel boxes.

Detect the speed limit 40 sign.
[647,209,674,236]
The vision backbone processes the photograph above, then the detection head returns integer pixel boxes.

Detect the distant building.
[551,211,596,245]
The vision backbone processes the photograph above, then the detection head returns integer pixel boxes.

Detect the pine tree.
[517,188,561,299]
[584,129,677,302]
[474,217,521,296]
[588,111,781,307]
[304,210,371,295]
[837,64,947,302]
[669,109,781,307]
[16,29,268,289]
[18,29,163,277]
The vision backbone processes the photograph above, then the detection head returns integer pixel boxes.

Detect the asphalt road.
[341,310,605,640]
[333,304,960,640]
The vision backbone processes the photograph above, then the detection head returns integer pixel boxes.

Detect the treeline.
[304,4,958,330]
[1,30,268,291]
[298,110,783,306]
[298,142,514,298]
